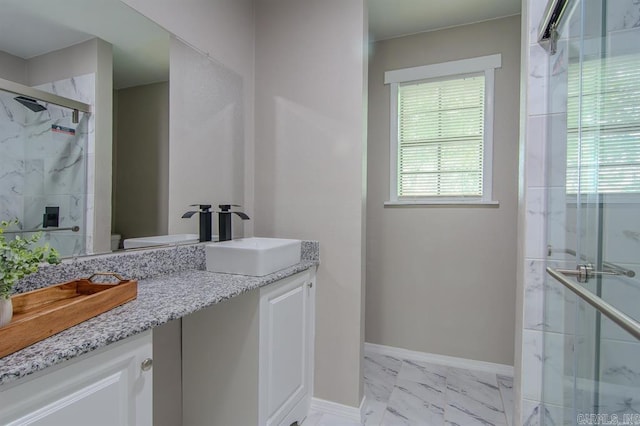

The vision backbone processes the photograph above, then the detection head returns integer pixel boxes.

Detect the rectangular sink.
[205,237,301,276]
[123,234,202,249]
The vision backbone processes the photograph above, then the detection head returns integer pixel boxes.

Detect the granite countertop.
[0,259,318,387]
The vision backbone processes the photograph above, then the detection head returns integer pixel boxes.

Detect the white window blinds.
[567,54,640,194]
[397,74,485,198]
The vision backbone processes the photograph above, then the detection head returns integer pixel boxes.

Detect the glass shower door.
[544,0,640,424]
[0,87,89,257]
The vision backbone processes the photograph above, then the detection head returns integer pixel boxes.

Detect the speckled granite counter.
[0,241,319,386]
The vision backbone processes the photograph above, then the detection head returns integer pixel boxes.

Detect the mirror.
[0,0,245,257]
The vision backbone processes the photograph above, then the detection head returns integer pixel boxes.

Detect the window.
[567,53,640,194]
[384,54,501,205]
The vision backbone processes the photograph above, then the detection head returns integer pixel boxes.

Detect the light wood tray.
[0,273,137,358]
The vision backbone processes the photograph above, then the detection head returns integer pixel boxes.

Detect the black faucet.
[181,204,213,242]
[217,204,250,242]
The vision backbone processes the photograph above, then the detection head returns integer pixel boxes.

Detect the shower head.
[14,96,47,112]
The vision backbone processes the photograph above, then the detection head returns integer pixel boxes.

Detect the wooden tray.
[0,273,137,358]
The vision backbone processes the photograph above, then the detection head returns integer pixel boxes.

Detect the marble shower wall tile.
[0,91,26,160]
[546,113,567,189]
[23,194,71,229]
[600,266,640,343]
[598,338,640,416]
[523,258,576,334]
[0,158,24,197]
[524,259,545,331]
[541,331,576,407]
[525,187,547,260]
[522,399,568,426]
[602,201,640,265]
[0,195,22,223]
[607,27,640,56]
[543,402,574,426]
[607,0,640,33]
[521,399,541,426]
[547,187,570,257]
[527,43,550,117]
[526,115,547,188]
[0,91,26,224]
[522,330,543,402]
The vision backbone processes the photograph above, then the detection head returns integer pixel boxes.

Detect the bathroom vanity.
[0,242,319,426]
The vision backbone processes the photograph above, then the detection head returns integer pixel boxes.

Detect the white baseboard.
[310,395,366,423]
[365,342,514,377]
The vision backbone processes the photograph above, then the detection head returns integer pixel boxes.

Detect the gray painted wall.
[0,51,27,84]
[254,0,368,408]
[113,82,169,241]
[27,39,102,87]
[366,15,521,366]
[120,0,256,419]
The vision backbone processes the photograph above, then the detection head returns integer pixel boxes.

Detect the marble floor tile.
[497,375,515,426]
[445,387,507,426]
[363,400,387,426]
[382,379,446,425]
[318,354,518,426]
[302,409,362,426]
[364,352,403,403]
[316,413,363,426]
[397,360,448,391]
[446,367,503,408]
[302,409,325,426]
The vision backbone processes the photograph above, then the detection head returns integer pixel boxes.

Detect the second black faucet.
[182,204,250,242]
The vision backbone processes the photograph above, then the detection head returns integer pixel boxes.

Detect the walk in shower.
[540,0,640,423]
[0,77,92,257]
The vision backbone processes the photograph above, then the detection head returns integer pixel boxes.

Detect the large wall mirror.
[0,0,245,257]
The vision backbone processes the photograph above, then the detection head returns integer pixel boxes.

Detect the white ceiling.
[0,0,169,89]
[368,0,522,41]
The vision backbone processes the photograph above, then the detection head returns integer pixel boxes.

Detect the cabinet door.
[0,331,153,426]
[259,270,315,426]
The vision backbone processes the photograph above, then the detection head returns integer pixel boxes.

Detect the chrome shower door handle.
[554,264,634,283]
[546,267,640,341]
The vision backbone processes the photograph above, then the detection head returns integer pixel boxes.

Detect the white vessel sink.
[123,234,203,249]
[205,237,302,276]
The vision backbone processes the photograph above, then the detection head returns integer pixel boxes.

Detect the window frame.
[384,54,502,206]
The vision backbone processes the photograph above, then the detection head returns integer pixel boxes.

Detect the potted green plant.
[0,220,60,327]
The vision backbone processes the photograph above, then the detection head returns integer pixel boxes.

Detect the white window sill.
[384,200,500,207]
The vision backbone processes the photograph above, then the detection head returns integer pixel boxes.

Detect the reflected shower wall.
[0,74,94,257]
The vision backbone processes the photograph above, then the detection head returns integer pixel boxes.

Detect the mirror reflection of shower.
[0,76,93,257]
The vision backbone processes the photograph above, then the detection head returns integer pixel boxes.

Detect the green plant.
[0,219,60,299]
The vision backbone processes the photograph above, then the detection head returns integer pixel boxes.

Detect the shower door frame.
[539,0,640,422]
[0,77,91,114]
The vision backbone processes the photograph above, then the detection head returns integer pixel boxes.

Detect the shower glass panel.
[0,88,89,257]
[544,0,640,423]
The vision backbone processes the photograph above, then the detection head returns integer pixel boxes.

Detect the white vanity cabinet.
[182,268,316,426]
[0,331,153,426]
[259,270,316,426]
